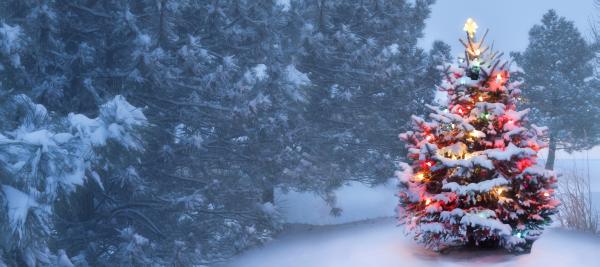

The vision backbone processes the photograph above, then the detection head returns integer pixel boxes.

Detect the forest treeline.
[0,1,598,266]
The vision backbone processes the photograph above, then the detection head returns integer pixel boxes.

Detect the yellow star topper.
[463,18,478,38]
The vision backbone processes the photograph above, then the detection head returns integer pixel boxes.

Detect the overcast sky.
[419,0,598,57]
[419,0,600,159]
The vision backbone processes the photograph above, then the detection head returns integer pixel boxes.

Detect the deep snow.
[219,218,600,267]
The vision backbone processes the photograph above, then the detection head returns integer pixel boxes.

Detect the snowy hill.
[219,218,600,267]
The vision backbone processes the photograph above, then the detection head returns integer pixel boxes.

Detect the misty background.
[0,0,599,266]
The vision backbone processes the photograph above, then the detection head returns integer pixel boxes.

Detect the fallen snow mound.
[219,218,600,267]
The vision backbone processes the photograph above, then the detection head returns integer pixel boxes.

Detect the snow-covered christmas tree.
[397,18,559,253]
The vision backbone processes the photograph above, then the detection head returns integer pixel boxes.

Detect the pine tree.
[512,10,600,170]
[0,94,146,266]
[293,0,441,205]
[398,19,559,253]
[1,0,443,264]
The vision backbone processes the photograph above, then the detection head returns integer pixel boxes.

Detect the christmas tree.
[397,18,559,253]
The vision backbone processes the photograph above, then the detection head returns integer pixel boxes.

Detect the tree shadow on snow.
[410,245,521,265]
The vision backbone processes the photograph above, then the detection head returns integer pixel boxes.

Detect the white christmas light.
[463,18,478,38]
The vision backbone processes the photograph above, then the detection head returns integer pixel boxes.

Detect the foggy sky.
[420,0,597,58]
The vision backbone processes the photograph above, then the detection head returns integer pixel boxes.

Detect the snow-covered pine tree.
[512,10,600,170]
[0,94,146,266]
[397,18,559,253]
[295,0,443,201]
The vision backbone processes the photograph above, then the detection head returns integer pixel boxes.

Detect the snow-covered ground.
[253,157,600,267]
[219,218,600,267]
[275,180,398,224]
[277,158,600,225]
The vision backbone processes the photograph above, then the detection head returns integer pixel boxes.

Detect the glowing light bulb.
[463,18,478,38]
[425,198,431,205]
[496,73,503,83]
[426,161,433,167]
[426,135,434,141]
[414,173,425,181]
[543,192,550,197]
[515,232,523,238]
[478,96,484,101]
[496,188,504,195]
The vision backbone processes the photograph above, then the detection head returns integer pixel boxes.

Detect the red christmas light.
[420,160,435,169]
[527,141,540,151]
[516,158,533,172]
[488,70,509,91]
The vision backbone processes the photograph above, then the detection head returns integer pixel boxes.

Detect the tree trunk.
[545,135,557,170]
[262,187,274,204]
[318,0,325,31]
[158,0,168,48]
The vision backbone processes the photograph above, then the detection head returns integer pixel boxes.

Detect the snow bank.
[219,218,600,267]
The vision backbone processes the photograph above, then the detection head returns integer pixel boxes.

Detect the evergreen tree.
[512,10,600,170]
[0,94,146,266]
[293,0,442,208]
[0,0,443,264]
[398,19,559,253]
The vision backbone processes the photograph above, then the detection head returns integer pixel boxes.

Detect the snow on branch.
[443,177,508,195]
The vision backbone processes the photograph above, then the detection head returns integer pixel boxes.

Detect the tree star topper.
[464,18,478,38]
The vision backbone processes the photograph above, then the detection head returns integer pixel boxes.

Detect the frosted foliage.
[253,64,268,81]
[0,95,146,266]
[443,177,509,195]
[0,22,23,66]
[284,64,310,102]
[460,212,512,236]
[1,185,40,238]
[276,0,291,11]
[285,64,310,87]
[109,227,157,266]
[69,95,147,149]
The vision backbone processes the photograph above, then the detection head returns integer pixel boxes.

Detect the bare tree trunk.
[318,0,325,31]
[262,187,274,204]
[545,135,556,170]
[158,0,168,48]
